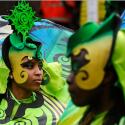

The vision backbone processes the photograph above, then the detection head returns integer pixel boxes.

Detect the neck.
[91,87,115,114]
[11,81,32,100]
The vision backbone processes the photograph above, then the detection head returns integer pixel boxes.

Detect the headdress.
[0,0,42,93]
[67,13,121,90]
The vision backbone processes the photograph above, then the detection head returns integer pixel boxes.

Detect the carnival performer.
[59,12,125,125]
[0,1,70,124]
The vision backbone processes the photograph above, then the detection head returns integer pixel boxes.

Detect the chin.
[71,96,89,107]
[31,86,41,92]
[34,87,40,91]
[70,96,80,106]
[72,99,84,107]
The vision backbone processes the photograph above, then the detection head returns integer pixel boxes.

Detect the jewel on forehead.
[28,56,33,60]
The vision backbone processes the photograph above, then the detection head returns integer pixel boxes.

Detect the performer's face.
[18,57,43,92]
[67,35,112,106]
[9,47,34,84]
[67,49,101,106]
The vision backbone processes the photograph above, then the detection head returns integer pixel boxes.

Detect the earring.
[10,74,13,79]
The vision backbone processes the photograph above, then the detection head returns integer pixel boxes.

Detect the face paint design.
[9,46,37,84]
[72,34,113,90]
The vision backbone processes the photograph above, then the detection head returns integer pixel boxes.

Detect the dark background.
[0,1,41,17]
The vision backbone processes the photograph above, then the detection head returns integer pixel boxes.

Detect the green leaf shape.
[25,42,37,49]
[4,0,40,42]
[10,33,25,49]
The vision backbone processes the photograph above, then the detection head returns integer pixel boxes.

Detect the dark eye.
[21,62,34,69]
[72,63,80,73]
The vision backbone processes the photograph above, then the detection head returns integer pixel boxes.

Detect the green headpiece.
[67,13,121,90]
[4,0,40,44]
[67,13,120,57]
[67,22,99,56]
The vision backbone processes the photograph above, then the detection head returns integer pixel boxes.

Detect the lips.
[33,79,42,84]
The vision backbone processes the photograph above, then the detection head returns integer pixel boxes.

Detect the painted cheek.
[9,47,36,84]
[11,56,29,84]
[13,66,28,84]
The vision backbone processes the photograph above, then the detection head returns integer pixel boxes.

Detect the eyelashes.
[21,62,34,69]
[21,61,43,70]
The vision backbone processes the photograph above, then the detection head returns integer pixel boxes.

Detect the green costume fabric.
[119,117,125,125]
[58,104,107,125]
[0,62,70,125]
[58,101,87,125]
[112,26,125,100]
[0,89,66,125]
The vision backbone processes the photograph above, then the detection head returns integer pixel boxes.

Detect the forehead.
[71,43,89,61]
[21,56,40,63]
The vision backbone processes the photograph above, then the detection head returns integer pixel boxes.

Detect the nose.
[67,72,74,85]
[34,65,42,76]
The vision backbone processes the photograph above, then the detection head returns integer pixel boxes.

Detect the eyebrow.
[72,49,90,68]
[21,56,29,61]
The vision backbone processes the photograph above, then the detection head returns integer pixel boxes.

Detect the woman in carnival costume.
[0,1,70,124]
[59,12,125,125]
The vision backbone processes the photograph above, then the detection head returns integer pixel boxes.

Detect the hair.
[2,35,12,70]
[79,89,125,125]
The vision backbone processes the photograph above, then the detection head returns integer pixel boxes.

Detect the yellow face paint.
[72,34,113,90]
[9,46,37,84]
